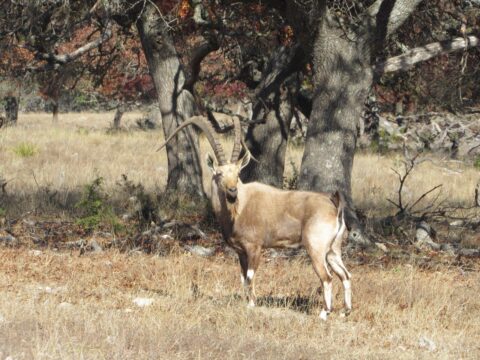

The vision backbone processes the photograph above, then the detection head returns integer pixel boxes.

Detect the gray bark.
[4,96,18,126]
[297,0,421,235]
[137,3,203,195]
[375,36,480,74]
[242,45,304,187]
[298,13,372,229]
[243,88,294,187]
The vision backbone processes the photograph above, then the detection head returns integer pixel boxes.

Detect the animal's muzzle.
[226,187,237,202]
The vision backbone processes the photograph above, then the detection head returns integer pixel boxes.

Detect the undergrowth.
[75,176,121,232]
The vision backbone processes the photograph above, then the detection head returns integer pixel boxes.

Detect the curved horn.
[230,116,243,163]
[157,116,227,165]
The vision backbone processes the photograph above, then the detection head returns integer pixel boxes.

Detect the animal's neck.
[211,180,243,237]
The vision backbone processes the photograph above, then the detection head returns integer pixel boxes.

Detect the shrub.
[76,177,121,232]
[13,143,37,157]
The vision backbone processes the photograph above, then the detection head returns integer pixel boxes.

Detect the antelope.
[158,116,352,320]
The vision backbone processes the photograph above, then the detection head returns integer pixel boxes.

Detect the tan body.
[159,116,352,319]
[210,172,352,319]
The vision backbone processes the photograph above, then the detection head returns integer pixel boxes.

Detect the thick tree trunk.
[137,3,203,195]
[296,0,421,242]
[4,96,18,126]
[242,45,303,186]
[298,17,372,233]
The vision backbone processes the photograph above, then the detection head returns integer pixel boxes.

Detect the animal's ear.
[206,153,217,173]
[237,151,251,170]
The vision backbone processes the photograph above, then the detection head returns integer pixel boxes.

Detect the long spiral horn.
[157,116,227,165]
[230,116,243,163]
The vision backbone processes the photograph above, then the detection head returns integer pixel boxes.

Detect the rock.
[440,243,456,256]
[457,138,480,158]
[22,219,36,226]
[183,245,215,257]
[0,313,5,323]
[415,222,441,250]
[58,302,74,310]
[133,297,154,307]
[89,239,103,253]
[375,242,389,253]
[458,248,480,257]
[379,117,399,135]
[0,235,18,246]
[348,229,372,247]
[449,220,464,227]
[418,335,436,352]
[29,250,42,256]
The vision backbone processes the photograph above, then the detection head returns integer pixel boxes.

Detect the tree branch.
[374,35,480,75]
[35,23,112,65]
[184,35,219,92]
[368,0,422,37]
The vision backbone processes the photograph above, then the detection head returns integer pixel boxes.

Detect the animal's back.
[233,182,339,248]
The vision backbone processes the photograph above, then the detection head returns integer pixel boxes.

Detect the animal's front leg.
[238,246,261,307]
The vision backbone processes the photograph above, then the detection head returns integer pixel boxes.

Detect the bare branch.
[408,184,443,213]
[375,36,480,75]
[35,23,112,65]
[368,0,422,37]
[184,35,219,92]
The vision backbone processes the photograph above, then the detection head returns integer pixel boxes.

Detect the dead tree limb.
[34,23,112,65]
[375,35,479,75]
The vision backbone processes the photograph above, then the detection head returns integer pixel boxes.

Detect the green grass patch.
[12,142,37,157]
[474,156,480,170]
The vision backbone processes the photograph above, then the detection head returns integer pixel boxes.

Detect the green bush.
[76,177,121,232]
[13,143,37,157]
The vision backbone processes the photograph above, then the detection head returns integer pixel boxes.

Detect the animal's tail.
[330,191,347,242]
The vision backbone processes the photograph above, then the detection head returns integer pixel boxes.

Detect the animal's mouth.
[226,189,237,203]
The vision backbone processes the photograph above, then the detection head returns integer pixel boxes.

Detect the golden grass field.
[1,113,480,359]
[1,112,478,218]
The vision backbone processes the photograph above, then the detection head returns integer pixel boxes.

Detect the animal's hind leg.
[328,220,352,314]
[304,232,334,321]
[327,251,351,314]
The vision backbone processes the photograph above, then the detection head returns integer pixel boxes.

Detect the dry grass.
[1,113,480,358]
[0,248,479,359]
[1,112,479,219]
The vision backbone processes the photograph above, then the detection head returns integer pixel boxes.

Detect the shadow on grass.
[209,293,320,315]
[256,294,319,314]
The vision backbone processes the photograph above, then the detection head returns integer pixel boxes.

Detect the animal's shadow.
[255,294,320,314]
[212,293,320,315]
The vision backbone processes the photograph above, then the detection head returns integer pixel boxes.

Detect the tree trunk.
[137,3,203,196]
[113,105,124,129]
[297,17,372,232]
[297,15,371,199]
[52,99,59,123]
[243,90,293,187]
[242,45,303,186]
[4,96,18,126]
[296,0,421,241]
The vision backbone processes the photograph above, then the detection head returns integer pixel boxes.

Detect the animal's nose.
[227,187,237,195]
